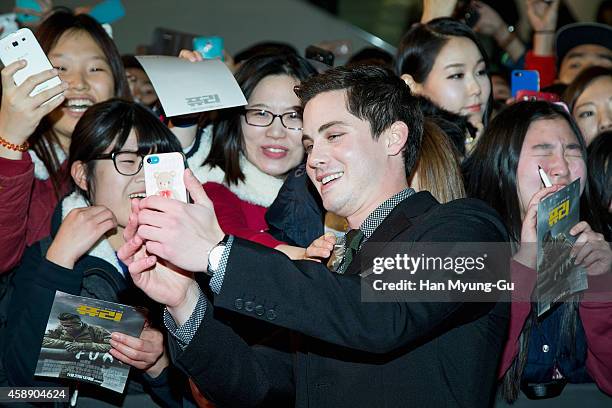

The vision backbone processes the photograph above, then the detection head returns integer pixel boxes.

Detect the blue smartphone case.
[511,70,540,98]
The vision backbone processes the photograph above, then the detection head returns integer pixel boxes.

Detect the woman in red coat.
[181,52,317,259]
[0,10,130,273]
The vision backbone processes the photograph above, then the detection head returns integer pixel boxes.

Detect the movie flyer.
[35,291,146,393]
[536,178,587,316]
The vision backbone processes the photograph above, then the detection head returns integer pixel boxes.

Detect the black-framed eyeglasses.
[89,151,144,176]
[242,109,303,130]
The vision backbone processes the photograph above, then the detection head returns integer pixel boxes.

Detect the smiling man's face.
[302,90,401,223]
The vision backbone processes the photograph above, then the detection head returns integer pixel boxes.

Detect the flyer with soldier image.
[536,178,588,316]
[34,291,146,393]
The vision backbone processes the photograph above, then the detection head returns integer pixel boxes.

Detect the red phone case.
[515,90,560,103]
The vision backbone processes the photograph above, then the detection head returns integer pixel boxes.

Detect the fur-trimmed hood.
[188,125,285,208]
[29,143,66,181]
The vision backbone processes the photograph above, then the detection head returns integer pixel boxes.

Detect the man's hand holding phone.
[119,196,199,325]
[137,169,224,272]
[119,169,223,324]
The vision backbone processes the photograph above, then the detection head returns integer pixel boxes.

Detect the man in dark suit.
[120,65,510,407]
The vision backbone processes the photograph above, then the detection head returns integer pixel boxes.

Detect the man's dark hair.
[58,313,82,322]
[297,65,424,178]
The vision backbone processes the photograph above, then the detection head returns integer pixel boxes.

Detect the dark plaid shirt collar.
[359,188,415,243]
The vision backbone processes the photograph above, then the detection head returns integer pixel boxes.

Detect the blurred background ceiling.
[0,0,605,59]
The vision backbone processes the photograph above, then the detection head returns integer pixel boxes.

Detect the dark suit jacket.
[171,192,511,408]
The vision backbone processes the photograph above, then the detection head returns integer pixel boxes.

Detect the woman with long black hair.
[465,101,612,402]
[397,18,493,151]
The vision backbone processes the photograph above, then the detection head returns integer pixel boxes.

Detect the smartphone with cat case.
[0,28,62,97]
[144,152,188,203]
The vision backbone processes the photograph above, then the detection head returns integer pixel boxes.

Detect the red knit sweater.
[0,154,69,273]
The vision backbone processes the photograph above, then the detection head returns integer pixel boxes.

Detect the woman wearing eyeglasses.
[179,51,317,258]
[2,99,190,406]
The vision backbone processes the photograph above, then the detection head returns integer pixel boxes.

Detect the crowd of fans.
[0,0,610,407]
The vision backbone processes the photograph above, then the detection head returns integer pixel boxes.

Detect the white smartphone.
[144,152,188,203]
[0,28,62,97]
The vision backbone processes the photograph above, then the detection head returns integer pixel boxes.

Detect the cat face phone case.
[144,152,188,203]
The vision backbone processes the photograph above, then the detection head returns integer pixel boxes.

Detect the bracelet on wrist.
[495,25,516,49]
[0,135,29,152]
